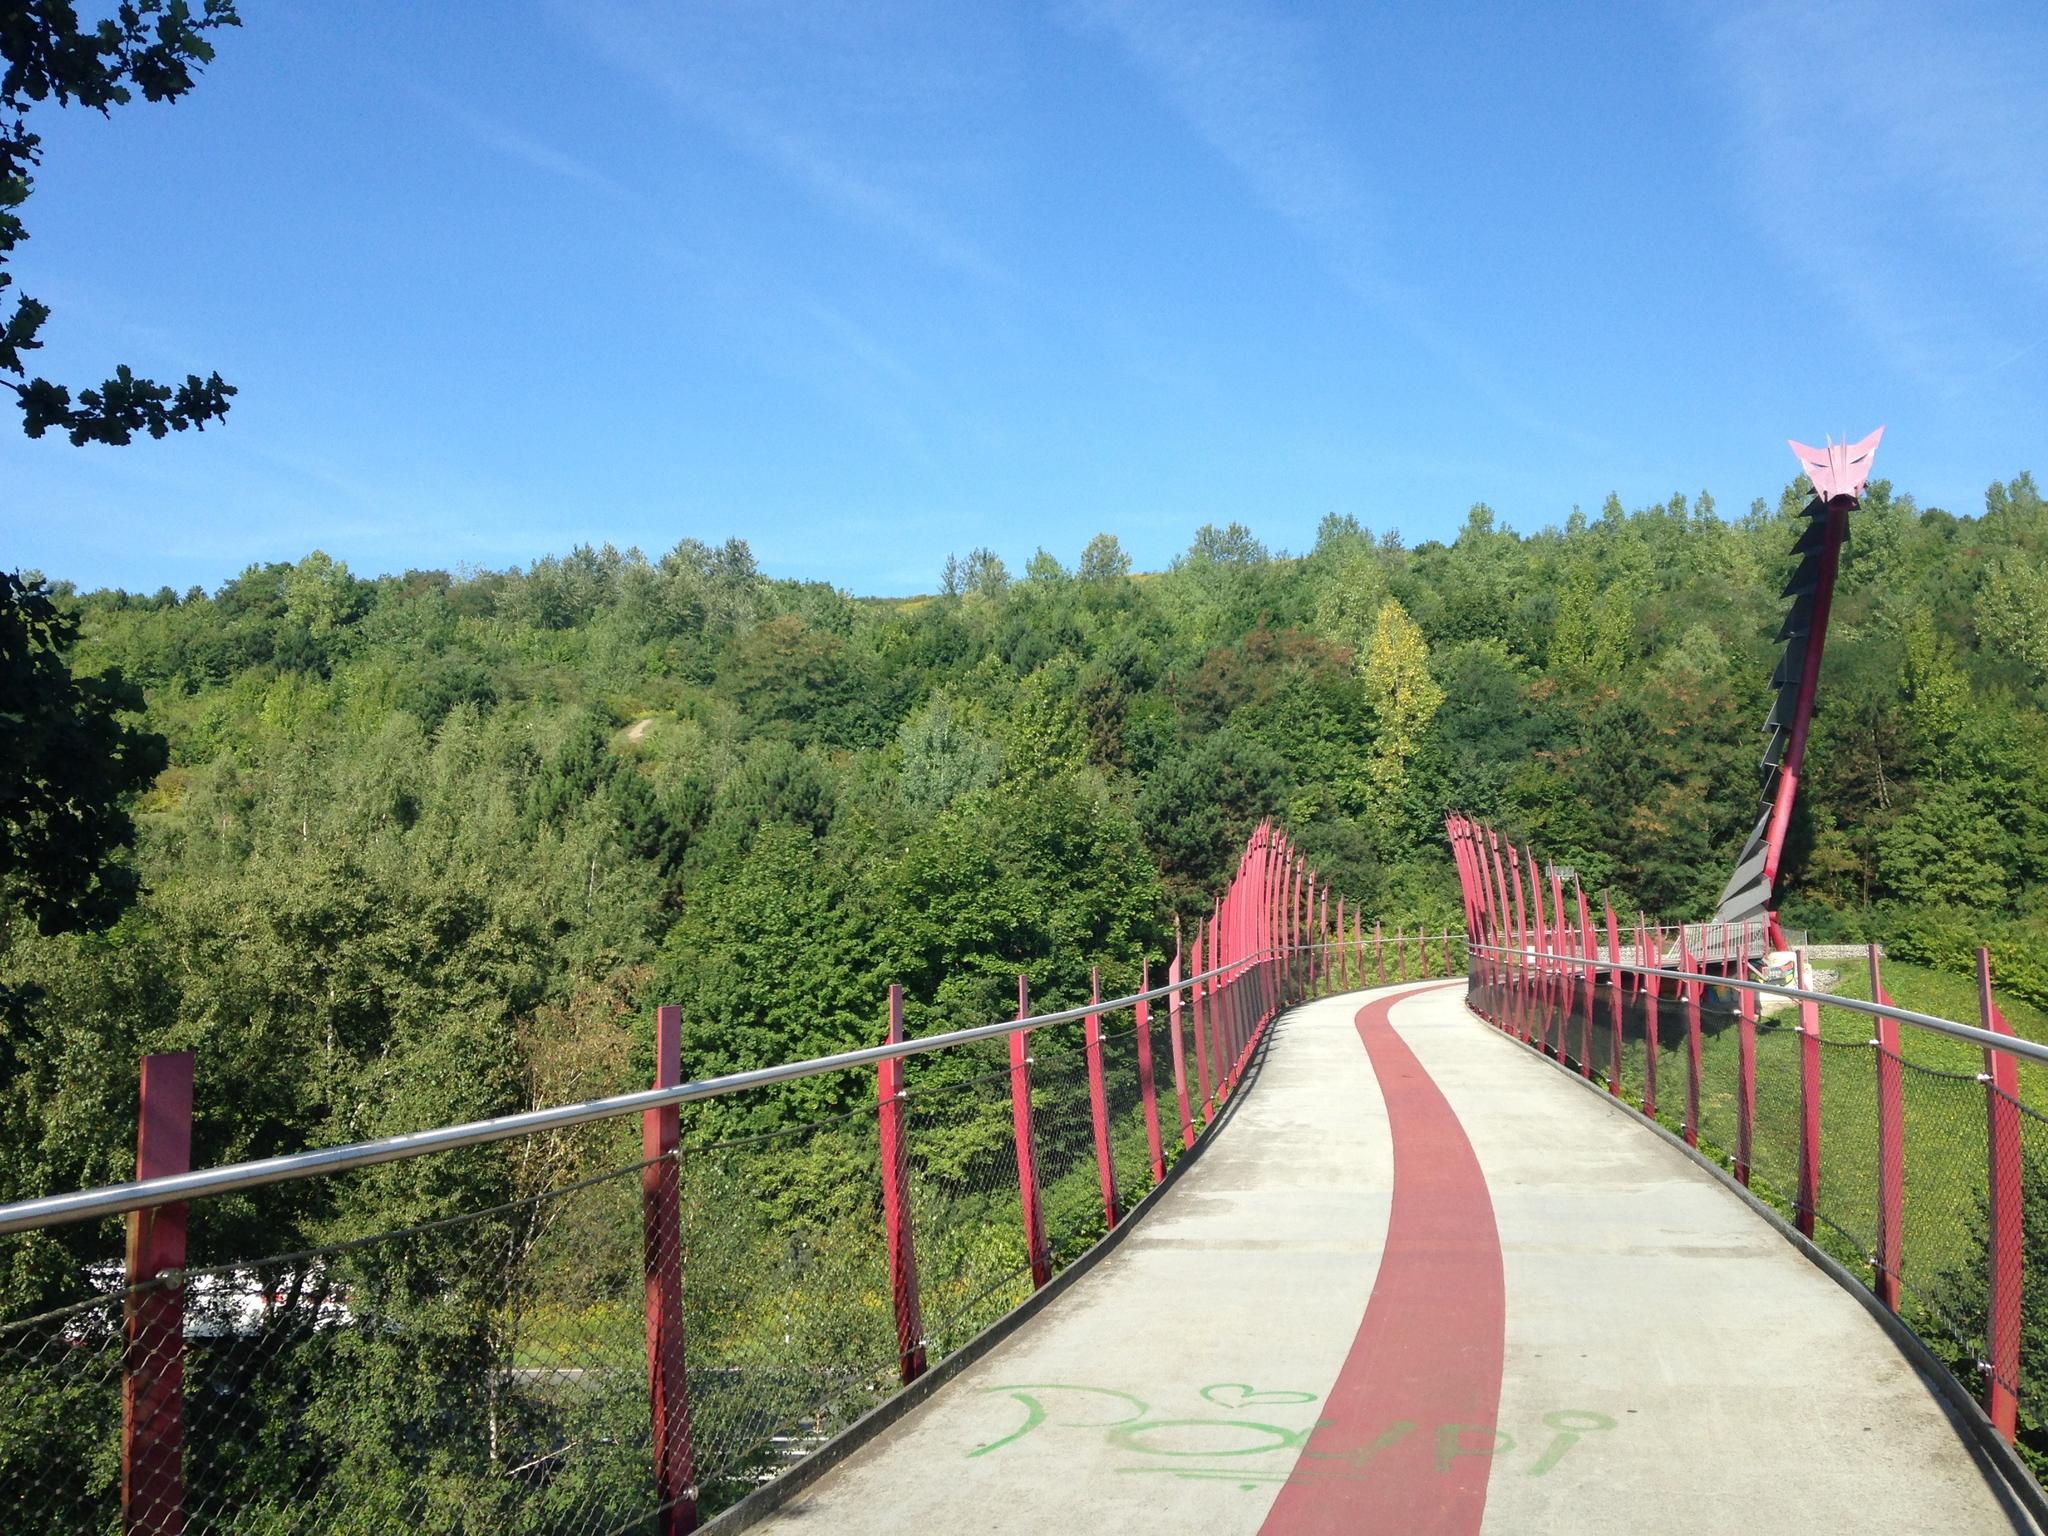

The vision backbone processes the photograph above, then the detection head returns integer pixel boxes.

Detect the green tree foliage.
[1076,532,1131,584]
[1877,779,2012,910]
[2,0,241,443]
[897,690,1000,817]
[1979,551,2048,682]
[0,571,166,934]
[1901,608,1969,767]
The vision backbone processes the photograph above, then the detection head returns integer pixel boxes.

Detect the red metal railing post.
[1737,961,1757,1188]
[1303,872,1317,999]
[1457,820,1485,1014]
[1190,924,1214,1125]
[1223,899,1238,1083]
[1681,933,1702,1149]
[1795,948,1821,1238]
[1871,944,1904,1313]
[1981,948,2023,1442]
[1305,882,1317,998]
[1297,860,1309,1004]
[1085,968,1121,1230]
[1549,866,1573,1068]
[123,1052,193,1536]
[1320,886,1332,996]
[1374,919,1385,985]
[1253,838,1270,1031]
[878,985,927,1385]
[1575,921,1592,1078]
[1506,841,1527,1041]
[1603,903,1624,1100]
[1538,902,1554,1056]
[1335,896,1347,991]
[641,1006,697,1536]
[1010,976,1053,1287]
[1575,886,1600,1087]
[1225,900,1246,1085]
[1637,919,1658,1117]
[1225,908,1242,1079]
[1210,913,1233,1101]
[1488,827,1515,1021]
[1299,861,1310,1003]
[1136,961,1166,1184]
[1286,860,1295,1003]
[1548,868,1564,1048]
[1280,859,1293,1005]
[1525,848,1548,1053]
[1168,944,1195,1150]
[1204,914,1226,1107]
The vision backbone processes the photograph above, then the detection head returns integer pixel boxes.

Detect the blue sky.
[5,0,2045,596]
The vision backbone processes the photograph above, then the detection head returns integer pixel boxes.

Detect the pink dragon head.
[1787,427,1885,504]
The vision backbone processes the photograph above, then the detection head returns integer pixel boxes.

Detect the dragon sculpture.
[1712,427,1884,946]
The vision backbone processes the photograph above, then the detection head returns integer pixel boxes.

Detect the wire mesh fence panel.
[2012,1105,2048,1444]
[1098,1018,1158,1214]
[1896,1061,1991,1375]
[676,1114,896,1518]
[1693,998,1742,1171]
[1814,1037,1881,1276]
[1649,996,1692,1142]
[1747,1022,1802,1216]
[3,1152,681,1536]
[899,1057,1033,1364]
[1549,975,1581,1074]
[1583,973,1606,1082]
[1615,984,1649,1111]
[1030,1032,1115,1269]
[1175,993,1204,1138]
[1568,975,1593,1079]
[0,1287,126,1534]
[1541,976,1562,1062]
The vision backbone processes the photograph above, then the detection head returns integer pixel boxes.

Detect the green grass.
[1810,955,2048,1080]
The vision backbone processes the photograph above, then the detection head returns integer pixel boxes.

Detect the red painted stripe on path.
[1261,985,1506,1535]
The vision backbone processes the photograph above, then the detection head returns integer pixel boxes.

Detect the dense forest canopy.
[3,468,2046,1256]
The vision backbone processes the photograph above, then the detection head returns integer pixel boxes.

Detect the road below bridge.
[745,982,2034,1534]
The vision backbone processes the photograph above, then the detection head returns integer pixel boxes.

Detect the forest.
[4,468,2048,1292]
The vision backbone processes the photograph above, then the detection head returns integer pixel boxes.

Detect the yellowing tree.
[1362,598,1443,806]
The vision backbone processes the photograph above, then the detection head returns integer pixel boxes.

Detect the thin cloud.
[736,110,1009,284]
[408,85,645,206]
[1696,0,2048,389]
[1063,0,1619,459]
[551,1,1010,285]
[1060,0,1400,305]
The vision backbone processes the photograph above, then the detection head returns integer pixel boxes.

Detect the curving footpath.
[747,983,2036,1534]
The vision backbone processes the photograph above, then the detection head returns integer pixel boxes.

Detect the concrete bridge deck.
[751,982,2034,1534]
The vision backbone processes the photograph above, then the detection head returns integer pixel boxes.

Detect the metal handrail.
[1465,939,2048,1067]
[0,937,1385,1236]
[1305,930,1463,954]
